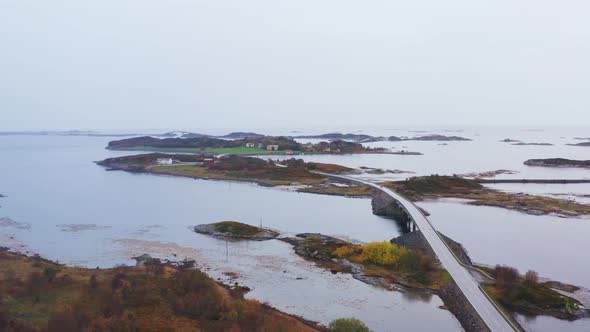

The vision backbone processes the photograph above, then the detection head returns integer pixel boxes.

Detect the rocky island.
[524,158,590,168]
[194,221,279,240]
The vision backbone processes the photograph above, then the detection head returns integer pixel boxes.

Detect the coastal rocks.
[458,169,518,178]
[524,158,590,169]
[0,217,31,230]
[390,231,434,258]
[360,167,415,175]
[280,233,349,260]
[389,150,423,155]
[438,280,491,332]
[371,193,404,220]
[194,221,279,241]
[389,231,473,266]
[57,224,111,232]
[500,139,553,146]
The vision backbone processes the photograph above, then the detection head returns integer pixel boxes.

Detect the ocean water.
[1,127,589,331]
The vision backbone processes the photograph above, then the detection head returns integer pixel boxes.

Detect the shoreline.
[0,247,327,332]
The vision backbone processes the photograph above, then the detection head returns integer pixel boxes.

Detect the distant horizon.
[1,124,588,134]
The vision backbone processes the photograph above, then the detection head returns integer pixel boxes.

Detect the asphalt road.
[316,172,516,332]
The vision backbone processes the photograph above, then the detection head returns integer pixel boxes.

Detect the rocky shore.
[390,231,492,332]
[194,221,279,240]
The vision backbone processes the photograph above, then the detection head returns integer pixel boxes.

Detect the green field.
[113,146,301,155]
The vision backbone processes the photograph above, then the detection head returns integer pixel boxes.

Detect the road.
[316,172,517,332]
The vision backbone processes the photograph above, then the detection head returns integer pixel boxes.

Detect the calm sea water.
[1,127,589,331]
[0,135,459,332]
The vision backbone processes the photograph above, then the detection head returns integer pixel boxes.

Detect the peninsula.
[0,250,321,331]
[97,154,590,217]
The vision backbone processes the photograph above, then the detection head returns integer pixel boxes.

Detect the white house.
[245,143,255,148]
[156,158,173,165]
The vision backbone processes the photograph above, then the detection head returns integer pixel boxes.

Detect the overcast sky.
[1,0,588,131]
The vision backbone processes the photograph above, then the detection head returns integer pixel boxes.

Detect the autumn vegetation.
[384,175,590,217]
[483,265,582,319]
[290,234,445,289]
[328,318,371,332]
[0,251,320,332]
[333,241,435,272]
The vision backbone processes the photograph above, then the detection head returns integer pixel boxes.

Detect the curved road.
[316,172,516,332]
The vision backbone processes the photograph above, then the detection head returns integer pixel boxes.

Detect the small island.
[524,158,590,169]
[567,142,590,147]
[405,134,471,141]
[500,139,553,146]
[194,221,279,240]
[512,142,553,146]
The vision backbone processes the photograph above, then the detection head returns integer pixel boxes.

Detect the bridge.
[315,172,518,332]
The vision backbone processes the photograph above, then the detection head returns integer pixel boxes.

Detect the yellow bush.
[362,241,402,266]
[332,246,356,258]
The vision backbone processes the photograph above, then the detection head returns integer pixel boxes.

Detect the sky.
[0,0,589,131]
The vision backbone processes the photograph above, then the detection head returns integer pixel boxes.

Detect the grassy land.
[384,175,590,217]
[100,154,330,186]
[213,221,263,237]
[0,251,320,332]
[112,146,301,155]
[151,165,326,186]
[298,184,376,197]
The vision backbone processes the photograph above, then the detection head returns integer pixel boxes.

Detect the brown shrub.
[494,265,519,288]
[89,274,99,290]
[523,270,539,287]
[46,307,90,332]
[420,255,435,271]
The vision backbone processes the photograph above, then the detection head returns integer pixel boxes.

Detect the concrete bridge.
[315,172,518,332]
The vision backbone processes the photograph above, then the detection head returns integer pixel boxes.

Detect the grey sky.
[1,0,588,130]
